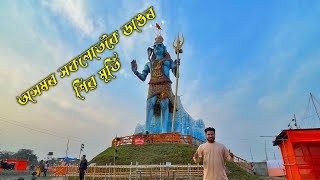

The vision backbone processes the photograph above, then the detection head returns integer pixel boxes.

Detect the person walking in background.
[36,160,44,177]
[251,163,256,175]
[43,161,49,176]
[79,155,88,180]
[193,127,234,180]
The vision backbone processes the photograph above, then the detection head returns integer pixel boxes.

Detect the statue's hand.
[174,58,181,67]
[131,59,138,74]
[175,49,183,54]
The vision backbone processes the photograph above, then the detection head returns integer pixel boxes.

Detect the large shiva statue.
[131,34,180,133]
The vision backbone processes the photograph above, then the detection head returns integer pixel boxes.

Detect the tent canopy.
[57,157,77,161]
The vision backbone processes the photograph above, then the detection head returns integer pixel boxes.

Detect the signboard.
[134,138,145,145]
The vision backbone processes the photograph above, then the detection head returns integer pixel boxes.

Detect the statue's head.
[152,35,171,60]
[154,35,166,56]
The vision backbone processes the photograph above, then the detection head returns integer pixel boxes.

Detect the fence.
[51,156,253,179]
[112,132,204,147]
[233,156,253,172]
[52,164,204,179]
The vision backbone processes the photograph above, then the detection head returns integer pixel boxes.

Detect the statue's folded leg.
[146,96,157,132]
[160,98,169,133]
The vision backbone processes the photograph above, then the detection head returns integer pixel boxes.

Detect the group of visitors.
[34,160,49,177]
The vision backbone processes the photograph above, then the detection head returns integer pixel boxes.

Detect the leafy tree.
[14,149,38,165]
[0,149,38,165]
[0,151,14,159]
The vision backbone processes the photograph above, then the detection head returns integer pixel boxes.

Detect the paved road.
[0,170,63,180]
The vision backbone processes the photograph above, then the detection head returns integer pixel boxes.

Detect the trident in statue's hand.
[173,33,184,55]
[171,33,184,132]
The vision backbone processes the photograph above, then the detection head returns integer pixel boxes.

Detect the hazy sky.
[1,0,320,163]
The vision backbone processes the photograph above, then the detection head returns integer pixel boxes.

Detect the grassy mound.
[91,144,196,165]
[90,143,260,179]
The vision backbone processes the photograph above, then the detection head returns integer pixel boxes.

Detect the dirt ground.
[259,176,286,180]
[0,170,61,180]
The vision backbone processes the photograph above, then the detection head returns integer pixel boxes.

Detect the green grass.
[90,143,260,179]
[91,144,197,165]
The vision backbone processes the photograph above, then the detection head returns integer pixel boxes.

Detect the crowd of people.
[31,160,49,177]
[30,155,88,179]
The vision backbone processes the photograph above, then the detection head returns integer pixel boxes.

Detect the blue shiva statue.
[131,35,179,133]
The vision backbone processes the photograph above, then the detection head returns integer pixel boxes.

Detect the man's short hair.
[205,127,215,133]
[82,155,86,158]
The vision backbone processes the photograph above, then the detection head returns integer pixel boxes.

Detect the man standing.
[79,155,88,180]
[43,161,49,177]
[193,127,234,180]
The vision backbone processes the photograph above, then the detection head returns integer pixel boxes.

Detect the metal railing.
[112,132,205,147]
[52,164,203,179]
[51,157,253,179]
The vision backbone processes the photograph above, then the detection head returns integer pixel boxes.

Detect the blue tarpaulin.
[58,157,77,161]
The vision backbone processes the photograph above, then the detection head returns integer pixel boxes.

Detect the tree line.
[0,149,38,165]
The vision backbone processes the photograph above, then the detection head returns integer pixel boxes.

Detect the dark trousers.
[79,169,85,180]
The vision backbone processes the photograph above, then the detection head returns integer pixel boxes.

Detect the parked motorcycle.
[0,160,15,170]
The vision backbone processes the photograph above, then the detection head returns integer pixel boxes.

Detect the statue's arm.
[134,63,149,81]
